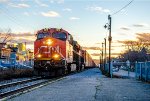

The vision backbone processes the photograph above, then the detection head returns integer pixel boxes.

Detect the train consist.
[34,28,95,76]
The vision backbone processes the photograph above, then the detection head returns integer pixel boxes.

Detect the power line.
[0,10,25,31]
[111,0,134,16]
[0,8,27,31]
[0,6,35,32]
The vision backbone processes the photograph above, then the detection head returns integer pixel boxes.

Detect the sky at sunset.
[0,0,150,63]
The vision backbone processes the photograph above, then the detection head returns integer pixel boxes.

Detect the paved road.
[8,68,150,101]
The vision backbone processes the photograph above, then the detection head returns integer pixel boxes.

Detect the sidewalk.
[113,69,135,78]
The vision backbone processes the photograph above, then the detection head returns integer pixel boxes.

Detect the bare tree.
[136,33,150,52]
[118,33,150,52]
[0,28,12,43]
[118,33,150,62]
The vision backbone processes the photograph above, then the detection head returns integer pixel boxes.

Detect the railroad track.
[0,76,65,100]
[0,70,85,100]
[0,77,42,89]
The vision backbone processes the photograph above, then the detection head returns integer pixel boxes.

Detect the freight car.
[34,28,95,76]
[84,50,96,68]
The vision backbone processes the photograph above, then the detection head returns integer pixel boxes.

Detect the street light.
[108,15,112,77]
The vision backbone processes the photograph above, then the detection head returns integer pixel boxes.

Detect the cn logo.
[38,45,61,54]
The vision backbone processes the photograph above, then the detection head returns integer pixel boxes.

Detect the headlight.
[37,54,41,58]
[53,54,59,59]
[46,39,52,45]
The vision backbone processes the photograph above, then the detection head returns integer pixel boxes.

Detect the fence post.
[148,66,150,82]
[145,62,148,82]
[106,63,108,73]
[140,63,142,80]
[135,61,137,78]
[126,60,130,78]
[110,61,113,78]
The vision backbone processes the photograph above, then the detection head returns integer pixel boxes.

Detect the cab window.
[37,33,49,39]
[52,32,67,41]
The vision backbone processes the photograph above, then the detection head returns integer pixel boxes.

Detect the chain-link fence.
[100,61,150,82]
[102,61,136,70]
[101,61,136,78]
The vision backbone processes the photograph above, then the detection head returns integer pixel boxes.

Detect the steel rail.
[0,77,42,89]
[0,77,64,99]
[0,69,86,99]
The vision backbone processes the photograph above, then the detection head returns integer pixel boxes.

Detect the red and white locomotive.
[34,28,95,76]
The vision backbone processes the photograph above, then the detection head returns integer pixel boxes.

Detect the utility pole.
[104,38,107,71]
[99,53,101,68]
[108,15,112,77]
[104,14,112,76]
[102,42,104,70]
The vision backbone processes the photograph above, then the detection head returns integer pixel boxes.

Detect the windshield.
[37,32,49,39]
[52,32,67,41]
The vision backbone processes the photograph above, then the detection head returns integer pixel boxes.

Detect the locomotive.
[34,28,95,76]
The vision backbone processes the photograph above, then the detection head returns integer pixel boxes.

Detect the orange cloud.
[82,46,100,50]
[91,53,121,56]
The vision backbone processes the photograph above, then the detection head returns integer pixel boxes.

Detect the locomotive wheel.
[67,64,71,74]
[55,67,65,76]
[54,69,58,76]
[62,67,65,75]
[82,64,85,70]
[76,65,79,72]
[50,70,56,77]
[80,64,84,71]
